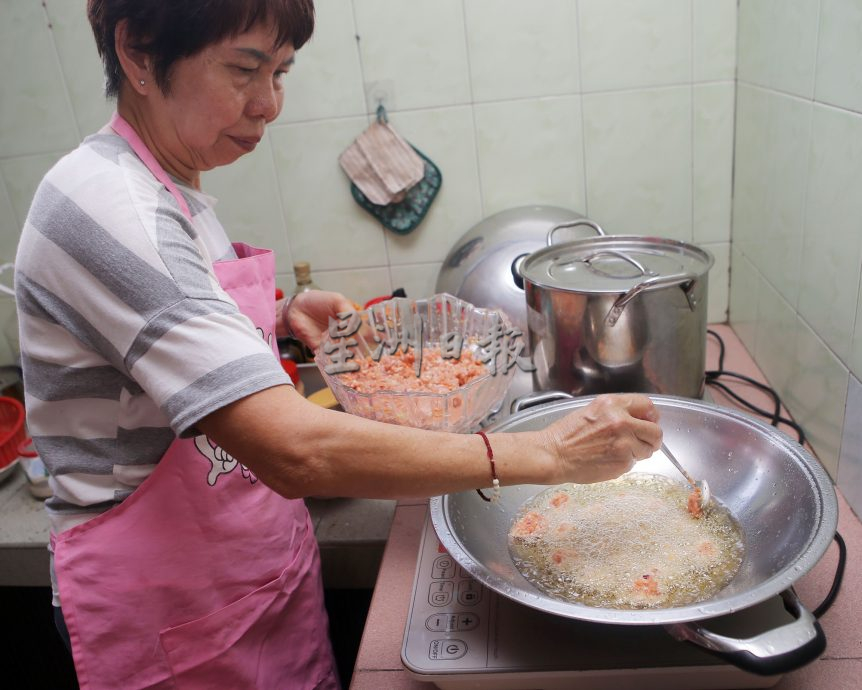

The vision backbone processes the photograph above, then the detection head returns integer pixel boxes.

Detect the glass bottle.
[293,261,320,294]
[285,261,320,363]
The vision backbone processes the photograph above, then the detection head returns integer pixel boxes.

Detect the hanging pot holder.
[350,147,441,235]
[341,106,442,235]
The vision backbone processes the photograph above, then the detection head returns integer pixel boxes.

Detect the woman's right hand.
[541,394,663,485]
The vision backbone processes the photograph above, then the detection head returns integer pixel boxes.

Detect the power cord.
[705,329,806,445]
[705,329,845,618]
[813,532,846,619]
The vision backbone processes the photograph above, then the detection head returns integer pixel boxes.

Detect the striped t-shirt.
[15,127,291,537]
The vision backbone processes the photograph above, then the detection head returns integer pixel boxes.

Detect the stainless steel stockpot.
[435,206,605,405]
[519,234,714,398]
[430,396,839,675]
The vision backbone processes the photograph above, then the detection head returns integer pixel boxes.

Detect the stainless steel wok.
[430,395,839,674]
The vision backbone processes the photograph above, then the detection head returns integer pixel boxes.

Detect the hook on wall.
[376,101,388,124]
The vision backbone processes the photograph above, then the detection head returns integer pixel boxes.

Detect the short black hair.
[87,0,315,97]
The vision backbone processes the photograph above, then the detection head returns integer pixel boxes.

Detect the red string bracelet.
[475,431,500,503]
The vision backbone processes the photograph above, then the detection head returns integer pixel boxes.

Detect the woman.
[14,1,663,688]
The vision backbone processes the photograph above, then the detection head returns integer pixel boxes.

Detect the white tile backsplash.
[853,285,862,380]
[474,96,587,218]
[269,117,388,272]
[798,104,862,363]
[753,278,799,402]
[582,86,692,240]
[578,0,691,92]
[733,0,862,475]
[736,0,772,89]
[278,0,367,123]
[815,0,862,115]
[729,247,759,355]
[735,90,812,309]
[353,0,471,111]
[464,0,580,102]
[0,297,19,365]
[693,82,734,244]
[311,267,393,307]
[381,107,483,265]
[0,0,80,157]
[390,262,443,302]
[766,0,820,99]
[43,0,114,137]
[703,241,729,325]
[785,318,849,478]
[0,179,18,266]
[693,0,737,82]
[838,375,862,516]
[731,85,771,260]
[737,0,819,99]
[202,133,295,276]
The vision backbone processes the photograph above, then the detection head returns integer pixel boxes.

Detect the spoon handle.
[661,443,696,488]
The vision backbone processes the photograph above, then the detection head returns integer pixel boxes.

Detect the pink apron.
[50,114,339,690]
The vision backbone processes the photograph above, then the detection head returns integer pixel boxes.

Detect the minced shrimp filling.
[337,346,487,394]
[508,473,744,609]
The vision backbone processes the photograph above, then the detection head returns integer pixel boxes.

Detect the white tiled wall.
[0,0,737,366]
[732,0,862,515]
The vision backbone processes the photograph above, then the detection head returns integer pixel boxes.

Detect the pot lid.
[519,235,714,293]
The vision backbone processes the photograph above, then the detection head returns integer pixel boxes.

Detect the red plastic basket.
[0,397,26,468]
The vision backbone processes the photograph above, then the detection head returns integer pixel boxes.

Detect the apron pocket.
[159,533,337,690]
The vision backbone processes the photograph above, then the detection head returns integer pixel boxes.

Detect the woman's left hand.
[279,290,356,351]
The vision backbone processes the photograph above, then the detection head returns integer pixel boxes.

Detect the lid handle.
[581,249,658,279]
[606,273,700,326]
[546,219,605,246]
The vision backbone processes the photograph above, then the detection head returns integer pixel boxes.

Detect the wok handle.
[510,391,573,414]
[664,588,825,676]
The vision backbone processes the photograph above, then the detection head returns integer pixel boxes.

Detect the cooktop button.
[457,579,482,606]
[428,580,454,607]
[457,613,479,631]
[425,613,459,632]
[429,638,467,660]
[432,556,456,579]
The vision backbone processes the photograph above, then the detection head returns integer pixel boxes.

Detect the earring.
[139,79,145,86]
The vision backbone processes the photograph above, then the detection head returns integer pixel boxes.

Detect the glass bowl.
[314,293,519,433]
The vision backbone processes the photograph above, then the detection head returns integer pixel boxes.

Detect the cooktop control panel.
[411,549,490,667]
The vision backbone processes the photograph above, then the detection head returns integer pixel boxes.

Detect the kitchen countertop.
[0,471,395,590]
[350,324,862,690]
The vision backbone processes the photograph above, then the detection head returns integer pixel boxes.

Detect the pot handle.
[546,219,605,246]
[606,272,700,326]
[510,391,573,414]
[664,588,826,676]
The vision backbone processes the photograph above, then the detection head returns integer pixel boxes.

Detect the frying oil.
[508,473,744,609]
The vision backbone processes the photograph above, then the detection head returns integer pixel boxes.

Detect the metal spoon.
[661,442,711,512]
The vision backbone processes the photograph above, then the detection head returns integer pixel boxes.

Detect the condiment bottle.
[290,261,320,362]
[293,261,320,294]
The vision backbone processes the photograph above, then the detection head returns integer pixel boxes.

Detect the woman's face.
[153,24,295,172]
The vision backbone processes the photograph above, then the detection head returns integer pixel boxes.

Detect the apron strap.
[109,112,193,221]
